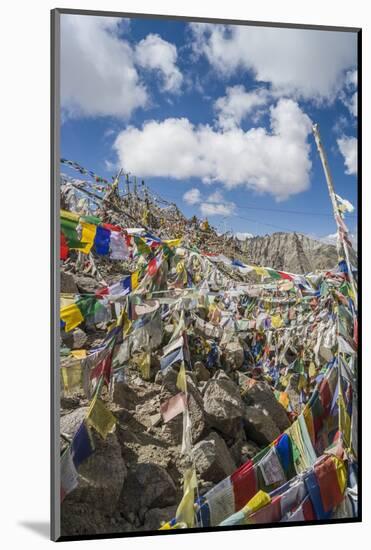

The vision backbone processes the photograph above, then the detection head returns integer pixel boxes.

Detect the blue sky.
[60,14,358,243]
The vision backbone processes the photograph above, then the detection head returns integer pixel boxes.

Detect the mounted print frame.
[51,8,361,542]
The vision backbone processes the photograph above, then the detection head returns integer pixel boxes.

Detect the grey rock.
[194,361,211,382]
[143,505,177,531]
[61,408,126,515]
[243,406,281,446]
[75,275,99,294]
[243,380,290,431]
[203,376,245,436]
[193,431,236,483]
[119,463,177,515]
[71,328,88,350]
[112,381,139,410]
[222,341,244,370]
[60,270,79,293]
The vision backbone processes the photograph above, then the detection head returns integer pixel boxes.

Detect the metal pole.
[312,123,357,309]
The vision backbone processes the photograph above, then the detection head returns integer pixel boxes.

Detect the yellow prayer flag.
[164,238,182,247]
[271,314,283,329]
[176,468,197,527]
[80,222,97,254]
[309,362,317,378]
[60,303,84,332]
[131,270,139,290]
[338,392,351,447]
[87,396,116,439]
[61,362,83,392]
[61,209,80,223]
[243,490,271,516]
[303,405,315,445]
[176,362,187,393]
[71,349,87,359]
[332,456,347,494]
[136,352,151,380]
[60,293,75,309]
[278,391,290,410]
[254,266,268,277]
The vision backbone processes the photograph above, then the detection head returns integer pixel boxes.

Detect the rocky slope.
[237,232,345,273]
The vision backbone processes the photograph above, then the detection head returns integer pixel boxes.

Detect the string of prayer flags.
[86,395,116,439]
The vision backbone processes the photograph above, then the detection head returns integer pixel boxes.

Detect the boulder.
[193,431,236,483]
[71,328,88,350]
[112,381,139,410]
[119,463,177,516]
[222,341,244,370]
[203,376,245,436]
[160,375,207,445]
[243,406,281,446]
[61,408,127,515]
[143,505,177,531]
[194,361,211,382]
[243,380,290,431]
[60,271,78,294]
[75,275,99,295]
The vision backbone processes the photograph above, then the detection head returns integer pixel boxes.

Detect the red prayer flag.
[231,459,258,511]
[60,232,69,261]
[314,456,344,513]
[148,257,158,277]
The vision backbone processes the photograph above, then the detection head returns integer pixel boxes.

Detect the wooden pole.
[312,123,357,310]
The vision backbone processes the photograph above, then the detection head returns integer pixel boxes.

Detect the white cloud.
[206,190,224,203]
[135,33,183,93]
[337,136,357,175]
[214,85,269,130]
[200,190,236,216]
[341,69,357,117]
[320,232,357,247]
[61,15,148,119]
[183,188,201,205]
[200,202,235,217]
[190,23,356,102]
[235,232,254,240]
[114,98,312,201]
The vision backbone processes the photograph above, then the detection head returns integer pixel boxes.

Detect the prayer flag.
[79,222,97,254]
[87,395,116,439]
[60,303,84,332]
[71,421,95,468]
[94,226,111,255]
[60,447,78,501]
[160,392,187,423]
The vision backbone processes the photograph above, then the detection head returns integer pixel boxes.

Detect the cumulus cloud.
[190,23,356,102]
[320,232,357,247]
[200,202,235,216]
[337,136,357,175]
[61,15,148,119]
[183,188,201,204]
[135,33,183,93]
[341,69,357,117]
[214,85,269,130]
[200,190,236,216]
[114,98,312,201]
